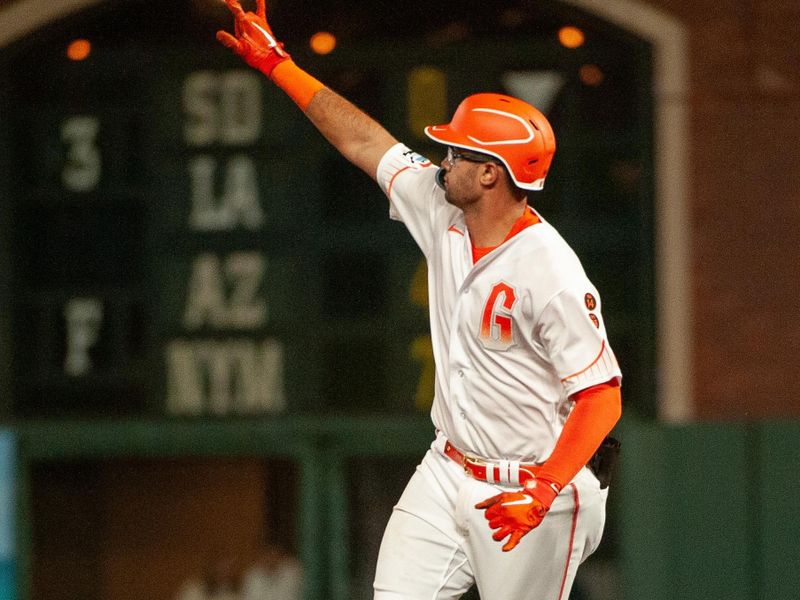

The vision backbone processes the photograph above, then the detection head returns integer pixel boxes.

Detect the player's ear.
[479,162,502,187]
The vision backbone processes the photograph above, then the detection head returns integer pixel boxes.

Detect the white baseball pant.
[373,436,607,599]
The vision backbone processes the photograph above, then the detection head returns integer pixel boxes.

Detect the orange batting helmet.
[425,93,556,191]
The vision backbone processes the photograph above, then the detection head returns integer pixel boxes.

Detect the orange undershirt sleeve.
[270,60,326,111]
[535,379,622,490]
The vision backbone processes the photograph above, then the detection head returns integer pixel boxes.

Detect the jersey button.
[460,412,466,419]
[458,370,465,378]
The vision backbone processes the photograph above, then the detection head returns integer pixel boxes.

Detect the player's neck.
[463,198,527,249]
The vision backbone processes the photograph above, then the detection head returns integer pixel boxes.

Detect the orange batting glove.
[474,478,560,552]
[216,0,291,78]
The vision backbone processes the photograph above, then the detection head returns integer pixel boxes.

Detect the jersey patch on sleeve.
[401,149,433,167]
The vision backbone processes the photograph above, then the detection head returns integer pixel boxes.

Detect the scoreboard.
[0,18,428,418]
[0,0,656,420]
[2,53,430,418]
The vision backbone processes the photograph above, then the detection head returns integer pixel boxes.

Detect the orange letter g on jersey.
[479,282,517,351]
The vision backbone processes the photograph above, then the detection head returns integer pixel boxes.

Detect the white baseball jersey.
[377,143,621,463]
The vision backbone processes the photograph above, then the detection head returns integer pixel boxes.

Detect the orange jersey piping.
[385,166,411,198]
[560,340,607,383]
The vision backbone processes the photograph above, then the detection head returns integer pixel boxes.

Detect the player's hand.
[474,479,560,552]
[216,0,291,77]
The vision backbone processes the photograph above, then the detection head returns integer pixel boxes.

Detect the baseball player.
[217,2,623,598]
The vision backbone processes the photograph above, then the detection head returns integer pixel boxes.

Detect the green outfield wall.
[5,418,799,600]
[0,430,16,600]
[616,420,800,600]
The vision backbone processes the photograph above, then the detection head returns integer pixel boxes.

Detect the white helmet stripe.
[466,108,536,146]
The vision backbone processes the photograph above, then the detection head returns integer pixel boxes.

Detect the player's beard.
[444,176,481,210]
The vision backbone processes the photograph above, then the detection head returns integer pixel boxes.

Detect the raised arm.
[217,0,398,180]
